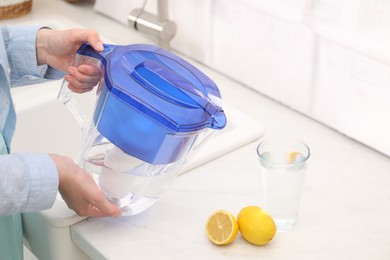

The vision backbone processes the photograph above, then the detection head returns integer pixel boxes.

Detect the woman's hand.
[49,154,122,217]
[36,28,103,93]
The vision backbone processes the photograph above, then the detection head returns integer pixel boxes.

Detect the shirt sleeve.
[0,153,58,216]
[3,25,64,87]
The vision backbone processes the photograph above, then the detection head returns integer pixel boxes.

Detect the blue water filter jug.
[59,43,227,216]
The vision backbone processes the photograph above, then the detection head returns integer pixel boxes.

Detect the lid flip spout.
[206,104,226,130]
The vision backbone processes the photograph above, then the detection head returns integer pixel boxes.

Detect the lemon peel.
[237,206,276,245]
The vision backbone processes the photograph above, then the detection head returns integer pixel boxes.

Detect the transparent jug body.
[58,44,226,216]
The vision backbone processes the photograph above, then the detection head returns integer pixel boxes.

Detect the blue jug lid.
[99,44,226,132]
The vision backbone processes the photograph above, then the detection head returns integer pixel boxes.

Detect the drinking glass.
[257,137,310,232]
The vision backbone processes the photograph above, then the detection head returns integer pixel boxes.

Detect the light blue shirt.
[0,25,64,216]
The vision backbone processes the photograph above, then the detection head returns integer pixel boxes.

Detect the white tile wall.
[307,0,390,64]
[94,0,390,156]
[235,0,308,21]
[208,0,315,114]
[169,0,212,64]
[312,38,390,156]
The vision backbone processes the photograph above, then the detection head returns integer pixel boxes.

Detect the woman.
[0,25,121,259]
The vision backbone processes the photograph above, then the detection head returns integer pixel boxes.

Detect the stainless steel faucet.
[128,0,176,49]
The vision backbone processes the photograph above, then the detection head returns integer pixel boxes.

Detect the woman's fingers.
[65,64,102,93]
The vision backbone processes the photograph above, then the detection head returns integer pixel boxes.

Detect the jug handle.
[57,43,115,129]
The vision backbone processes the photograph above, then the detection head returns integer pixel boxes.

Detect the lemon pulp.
[205,210,239,245]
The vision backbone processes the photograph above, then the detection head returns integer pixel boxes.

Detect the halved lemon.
[205,210,239,245]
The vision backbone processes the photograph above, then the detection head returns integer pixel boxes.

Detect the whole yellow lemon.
[237,206,276,245]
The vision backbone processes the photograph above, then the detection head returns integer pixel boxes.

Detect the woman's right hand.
[49,154,121,217]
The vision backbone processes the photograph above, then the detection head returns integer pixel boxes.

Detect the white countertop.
[5,0,390,259]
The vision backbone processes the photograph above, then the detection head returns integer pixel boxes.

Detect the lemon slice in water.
[288,151,302,163]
